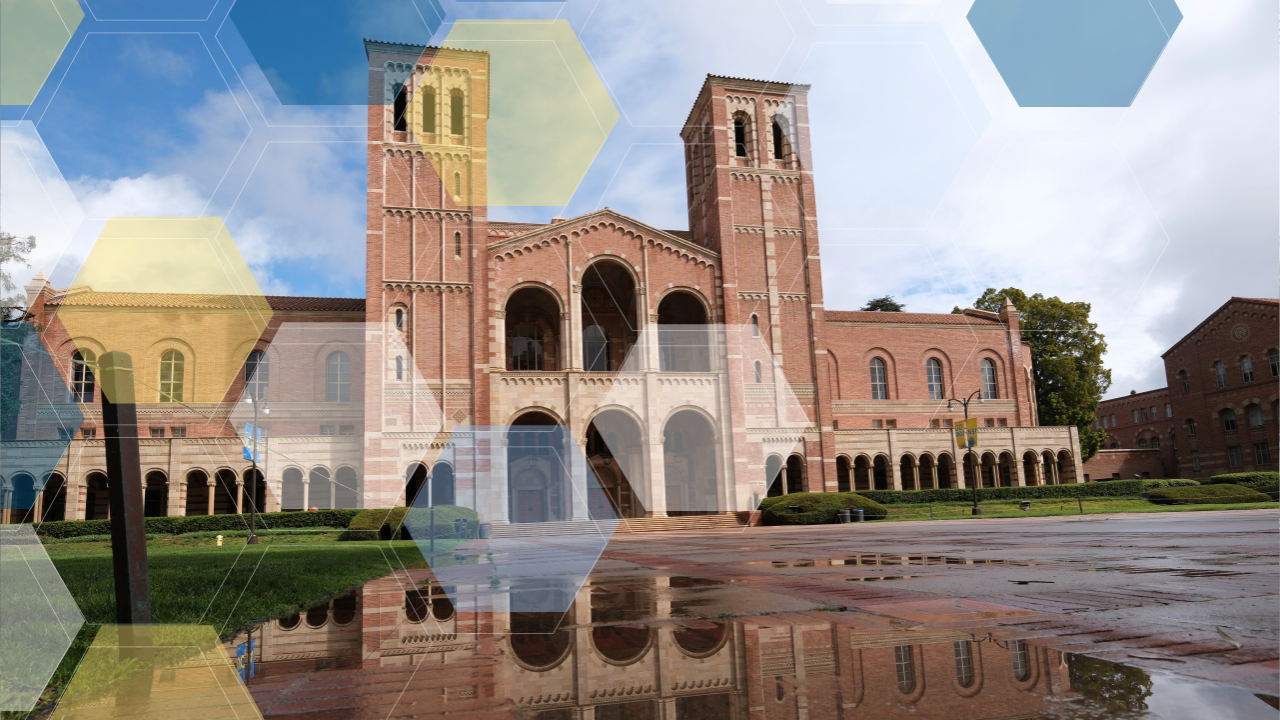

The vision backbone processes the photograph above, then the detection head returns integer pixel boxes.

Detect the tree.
[970,287,1111,460]
[860,295,905,312]
[1,230,36,309]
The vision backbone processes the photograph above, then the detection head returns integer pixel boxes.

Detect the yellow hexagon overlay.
[51,625,262,720]
[0,0,84,105]
[414,19,618,207]
[55,217,272,404]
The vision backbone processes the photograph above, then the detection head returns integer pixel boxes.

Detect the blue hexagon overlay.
[967,0,1181,107]
[404,425,618,616]
[1,323,83,518]
[230,0,445,106]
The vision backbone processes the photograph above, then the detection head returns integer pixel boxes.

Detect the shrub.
[854,479,1198,505]
[34,509,362,540]
[1205,472,1279,489]
[1146,484,1271,505]
[347,505,480,541]
[760,492,887,525]
[1256,484,1279,499]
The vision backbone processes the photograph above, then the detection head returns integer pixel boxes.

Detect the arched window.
[1270,349,1279,377]
[392,83,408,132]
[395,356,404,381]
[450,89,464,135]
[1186,419,1196,436]
[772,119,784,160]
[159,350,184,403]
[894,645,916,693]
[1010,640,1030,681]
[1247,404,1264,428]
[395,308,404,329]
[453,172,462,199]
[1241,355,1254,382]
[1222,409,1238,431]
[981,359,998,399]
[953,641,974,688]
[454,231,462,258]
[1138,439,1147,449]
[71,350,96,402]
[511,323,543,371]
[421,86,435,133]
[1214,361,1227,388]
[244,350,268,401]
[1151,436,1161,449]
[869,358,888,400]
[751,314,759,337]
[926,358,943,400]
[733,116,747,157]
[754,360,762,384]
[1178,370,1190,395]
[326,352,351,402]
[584,325,609,372]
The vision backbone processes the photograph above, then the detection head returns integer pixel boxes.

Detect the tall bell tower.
[681,75,838,491]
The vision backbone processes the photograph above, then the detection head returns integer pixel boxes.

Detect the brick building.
[3,43,1083,524]
[1086,388,1175,480]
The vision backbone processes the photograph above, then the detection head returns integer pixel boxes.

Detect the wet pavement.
[228,510,1278,718]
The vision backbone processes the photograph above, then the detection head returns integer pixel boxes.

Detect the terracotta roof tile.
[266,296,364,312]
[48,291,362,313]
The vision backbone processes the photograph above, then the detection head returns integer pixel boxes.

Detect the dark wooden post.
[100,351,152,624]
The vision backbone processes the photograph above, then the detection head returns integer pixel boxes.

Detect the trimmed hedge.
[760,492,887,525]
[347,505,480,541]
[1205,472,1279,490]
[33,509,362,540]
[1147,484,1271,505]
[853,478,1199,505]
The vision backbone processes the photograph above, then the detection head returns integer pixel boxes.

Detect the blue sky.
[1,0,1275,397]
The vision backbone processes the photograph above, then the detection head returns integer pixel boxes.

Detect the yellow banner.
[954,418,978,448]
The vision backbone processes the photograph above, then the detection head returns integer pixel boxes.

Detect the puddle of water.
[845,575,919,582]
[758,554,1040,569]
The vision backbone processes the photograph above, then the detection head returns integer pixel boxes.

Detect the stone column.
[301,479,310,512]
[235,481,244,514]
[206,480,216,515]
[329,480,336,509]
[646,436,667,517]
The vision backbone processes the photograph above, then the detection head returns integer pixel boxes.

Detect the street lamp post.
[947,390,984,515]
[243,393,270,544]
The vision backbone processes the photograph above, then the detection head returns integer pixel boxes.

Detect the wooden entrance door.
[516,490,545,523]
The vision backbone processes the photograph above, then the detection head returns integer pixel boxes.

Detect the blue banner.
[242,423,261,462]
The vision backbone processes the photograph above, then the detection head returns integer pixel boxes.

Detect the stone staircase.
[487,513,751,539]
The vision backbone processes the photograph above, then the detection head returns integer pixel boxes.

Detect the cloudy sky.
[0,0,1274,399]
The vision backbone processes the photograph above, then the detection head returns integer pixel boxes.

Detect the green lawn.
[10,533,463,718]
[882,497,1279,521]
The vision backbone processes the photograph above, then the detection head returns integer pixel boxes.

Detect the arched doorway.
[784,455,805,495]
[980,453,997,488]
[937,454,954,489]
[281,468,304,511]
[1042,451,1059,485]
[185,470,210,516]
[144,471,168,517]
[854,455,871,491]
[309,467,333,510]
[41,473,67,522]
[581,261,638,371]
[657,292,710,372]
[918,454,936,490]
[836,456,851,492]
[663,410,720,515]
[7,474,36,523]
[85,472,109,520]
[586,410,644,518]
[215,469,239,514]
[505,288,560,371]
[405,463,427,507]
[430,462,455,506]
[1023,451,1041,486]
[872,455,889,490]
[998,452,1016,487]
[334,466,359,508]
[899,455,918,491]
[243,468,267,513]
[1057,450,1076,484]
[508,412,565,524]
[765,455,784,497]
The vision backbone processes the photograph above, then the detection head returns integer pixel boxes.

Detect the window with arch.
[869,358,888,400]
[454,231,462,258]
[158,350,184,403]
[981,359,998,399]
[1186,419,1196,436]
[71,349,96,402]
[751,314,759,337]
[1010,640,1030,681]
[1214,361,1227,388]
[754,360,762,384]
[453,172,462,199]
[894,645,916,693]
[244,350,268,401]
[1222,409,1238,431]
[395,356,404,381]
[1179,370,1190,395]
[395,308,404,329]
[733,115,748,157]
[392,83,408,132]
[326,352,351,402]
[1151,436,1161,449]
[926,358,944,400]
[511,323,543,371]
[449,89,464,135]
[1247,404,1264,428]
[772,119,785,160]
[953,641,974,688]
[584,325,609,372]
[1138,439,1148,449]
[1270,349,1279,377]
[421,86,435,133]
[1241,355,1254,383]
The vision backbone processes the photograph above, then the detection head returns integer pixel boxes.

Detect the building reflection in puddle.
[228,571,1267,719]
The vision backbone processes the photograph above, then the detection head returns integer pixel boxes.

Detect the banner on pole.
[242,423,261,462]
[954,418,978,449]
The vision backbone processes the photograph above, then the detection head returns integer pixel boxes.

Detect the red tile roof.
[266,296,364,312]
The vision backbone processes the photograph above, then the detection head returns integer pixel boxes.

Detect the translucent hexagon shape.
[0,525,83,712]
[403,425,619,616]
[0,323,83,517]
[436,20,619,207]
[229,0,444,105]
[1,122,85,284]
[0,0,83,106]
[50,625,262,720]
[967,0,1182,107]
[53,217,273,404]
